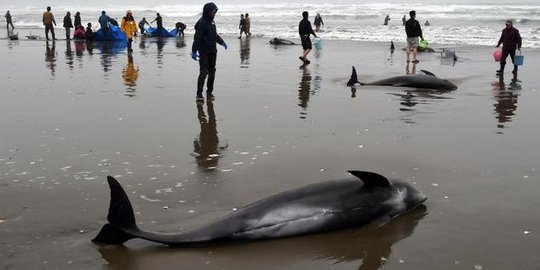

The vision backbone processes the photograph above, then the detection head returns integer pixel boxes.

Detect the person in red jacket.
[496,19,522,74]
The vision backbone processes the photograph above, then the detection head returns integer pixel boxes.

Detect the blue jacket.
[192,2,225,53]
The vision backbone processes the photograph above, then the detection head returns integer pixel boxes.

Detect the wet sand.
[1,33,540,270]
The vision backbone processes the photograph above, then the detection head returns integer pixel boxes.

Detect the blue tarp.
[147,26,176,37]
[95,24,127,42]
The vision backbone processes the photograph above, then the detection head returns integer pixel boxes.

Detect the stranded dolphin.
[347,66,457,90]
[93,171,427,247]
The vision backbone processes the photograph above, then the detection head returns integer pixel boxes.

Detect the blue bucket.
[514,52,524,66]
[313,38,323,50]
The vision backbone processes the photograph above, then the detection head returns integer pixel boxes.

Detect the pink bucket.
[493,50,502,62]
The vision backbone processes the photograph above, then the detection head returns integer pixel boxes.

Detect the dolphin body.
[93,171,427,247]
[347,66,457,90]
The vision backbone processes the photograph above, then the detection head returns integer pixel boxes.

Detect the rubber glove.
[191,51,199,61]
[221,42,227,50]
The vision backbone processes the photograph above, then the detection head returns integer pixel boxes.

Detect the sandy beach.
[1,32,540,270]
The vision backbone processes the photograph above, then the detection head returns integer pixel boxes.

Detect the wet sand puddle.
[1,36,540,269]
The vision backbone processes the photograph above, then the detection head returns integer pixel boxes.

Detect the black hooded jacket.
[192,2,225,53]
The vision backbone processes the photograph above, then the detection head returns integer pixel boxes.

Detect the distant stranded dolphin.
[93,171,427,247]
[270,37,297,45]
[347,66,457,90]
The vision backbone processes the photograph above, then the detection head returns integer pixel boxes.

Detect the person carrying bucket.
[496,19,522,75]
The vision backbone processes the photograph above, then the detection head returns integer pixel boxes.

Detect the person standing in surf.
[496,19,522,75]
[43,6,57,40]
[314,13,324,32]
[191,2,228,102]
[405,10,423,64]
[298,11,317,64]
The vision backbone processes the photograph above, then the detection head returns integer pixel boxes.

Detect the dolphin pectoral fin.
[420,70,436,77]
[347,66,361,86]
[347,171,391,188]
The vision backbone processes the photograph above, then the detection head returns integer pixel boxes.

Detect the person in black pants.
[191,2,227,102]
[496,19,522,75]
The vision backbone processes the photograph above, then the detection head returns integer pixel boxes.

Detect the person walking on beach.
[121,10,138,53]
[384,15,390,25]
[5,10,14,30]
[402,15,406,26]
[63,12,73,40]
[405,10,423,63]
[314,13,324,32]
[43,6,57,40]
[496,19,522,75]
[245,13,252,36]
[239,14,248,39]
[191,2,228,102]
[138,17,150,35]
[152,13,164,37]
[99,11,111,37]
[298,11,317,65]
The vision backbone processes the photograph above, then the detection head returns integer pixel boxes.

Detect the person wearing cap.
[191,2,227,102]
[496,19,522,74]
[121,10,138,52]
[405,10,423,63]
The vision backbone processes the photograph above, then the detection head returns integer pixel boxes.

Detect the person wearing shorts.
[405,10,423,63]
[298,11,317,64]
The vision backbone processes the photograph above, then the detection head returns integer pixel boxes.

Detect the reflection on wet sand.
[240,38,250,68]
[122,54,139,97]
[97,206,426,270]
[176,36,186,48]
[45,40,56,76]
[298,65,312,119]
[75,40,85,57]
[65,40,74,70]
[492,72,521,130]
[193,101,227,171]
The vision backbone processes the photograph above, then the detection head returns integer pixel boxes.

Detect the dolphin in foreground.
[347,66,457,90]
[93,171,427,247]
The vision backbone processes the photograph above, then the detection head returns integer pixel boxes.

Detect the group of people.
[4,4,524,102]
[238,13,251,39]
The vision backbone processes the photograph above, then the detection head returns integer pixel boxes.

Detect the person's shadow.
[492,72,521,130]
[298,65,312,119]
[192,101,228,171]
[45,40,57,76]
[239,37,251,68]
[96,205,427,270]
[122,54,139,97]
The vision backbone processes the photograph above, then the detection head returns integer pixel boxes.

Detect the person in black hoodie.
[191,2,228,102]
[298,11,317,64]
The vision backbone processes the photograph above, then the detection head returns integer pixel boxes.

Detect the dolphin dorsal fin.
[347,66,359,86]
[420,70,436,77]
[348,170,391,188]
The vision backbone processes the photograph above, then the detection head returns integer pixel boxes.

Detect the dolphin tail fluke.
[347,66,362,86]
[92,176,139,245]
